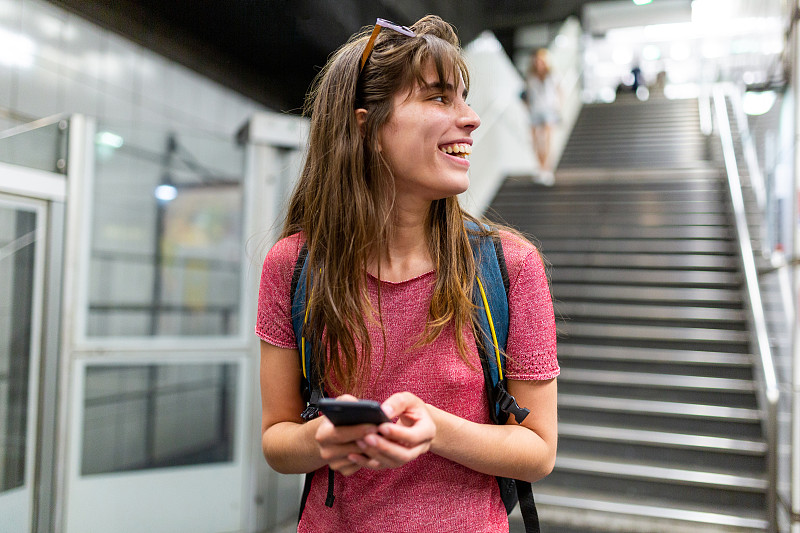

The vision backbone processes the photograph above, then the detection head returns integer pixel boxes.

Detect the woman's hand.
[315,395,380,476]
[347,392,436,471]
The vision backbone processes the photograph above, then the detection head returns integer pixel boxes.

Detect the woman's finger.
[329,457,362,476]
[316,417,378,445]
[356,434,429,468]
[377,418,434,447]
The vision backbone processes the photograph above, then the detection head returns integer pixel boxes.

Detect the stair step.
[538,456,767,510]
[552,455,767,492]
[546,252,737,269]
[559,154,710,169]
[558,424,766,473]
[560,369,754,392]
[513,189,727,205]
[540,239,735,254]
[558,323,749,344]
[559,370,758,408]
[557,394,759,421]
[532,225,733,240]
[507,200,730,215]
[553,284,743,305]
[557,343,753,380]
[553,268,740,287]
[530,490,767,531]
[557,303,746,324]
[558,395,762,439]
[558,358,752,380]
[558,344,751,366]
[558,423,766,455]
[503,211,731,227]
[559,384,758,409]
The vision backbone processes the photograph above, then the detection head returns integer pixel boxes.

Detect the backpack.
[289,222,540,533]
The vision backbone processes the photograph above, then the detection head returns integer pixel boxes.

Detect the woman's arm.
[260,341,380,476]
[259,341,322,473]
[427,377,557,482]
[352,378,557,483]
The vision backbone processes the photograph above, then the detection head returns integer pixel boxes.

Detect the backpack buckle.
[301,387,324,421]
[495,384,530,424]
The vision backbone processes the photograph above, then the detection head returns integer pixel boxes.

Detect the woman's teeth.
[440,143,472,158]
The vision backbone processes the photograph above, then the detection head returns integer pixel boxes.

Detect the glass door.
[0,193,46,533]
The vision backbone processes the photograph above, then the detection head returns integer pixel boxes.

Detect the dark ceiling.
[49,0,610,113]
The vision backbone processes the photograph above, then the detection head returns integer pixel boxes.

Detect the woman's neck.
[369,202,434,283]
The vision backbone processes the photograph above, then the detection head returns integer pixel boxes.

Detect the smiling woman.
[256,14,558,533]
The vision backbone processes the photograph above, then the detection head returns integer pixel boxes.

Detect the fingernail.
[383,406,394,418]
[356,439,367,450]
[364,434,377,446]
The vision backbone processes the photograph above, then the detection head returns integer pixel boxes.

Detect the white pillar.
[239,111,308,532]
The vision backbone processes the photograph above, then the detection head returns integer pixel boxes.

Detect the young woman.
[256,15,558,532]
[526,48,561,183]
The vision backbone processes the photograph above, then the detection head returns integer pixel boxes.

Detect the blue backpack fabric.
[289,222,540,533]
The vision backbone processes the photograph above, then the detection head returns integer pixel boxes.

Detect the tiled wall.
[0,0,266,135]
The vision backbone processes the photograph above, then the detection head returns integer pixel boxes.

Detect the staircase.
[489,94,769,532]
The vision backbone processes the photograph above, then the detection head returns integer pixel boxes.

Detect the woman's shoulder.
[264,232,307,270]
[496,229,544,287]
[497,228,538,258]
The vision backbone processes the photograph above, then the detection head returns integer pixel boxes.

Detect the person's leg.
[531,125,541,167]
[535,124,551,170]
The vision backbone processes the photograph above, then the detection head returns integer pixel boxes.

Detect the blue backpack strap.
[466,220,529,424]
[467,221,538,533]
[290,242,335,515]
[290,243,325,422]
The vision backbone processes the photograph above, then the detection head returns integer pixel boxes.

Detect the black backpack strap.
[298,471,314,522]
[516,480,540,533]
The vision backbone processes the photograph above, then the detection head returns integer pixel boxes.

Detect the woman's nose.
[457,100,480,131]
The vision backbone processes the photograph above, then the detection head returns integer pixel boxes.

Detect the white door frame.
[0,160,66,533]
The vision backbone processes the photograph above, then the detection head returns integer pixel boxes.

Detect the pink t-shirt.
[256,230,558,533]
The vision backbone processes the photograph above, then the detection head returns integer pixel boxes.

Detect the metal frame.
[0,192,46,533]
[0,159,65,533]
[68,118,252,353]
[63,352,251,533]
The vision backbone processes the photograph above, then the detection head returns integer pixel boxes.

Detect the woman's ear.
[355,108,368,137]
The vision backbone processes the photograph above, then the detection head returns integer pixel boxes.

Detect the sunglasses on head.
[360,18,416,73]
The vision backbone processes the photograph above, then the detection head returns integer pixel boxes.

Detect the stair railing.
[713,83,779,533]
[724,84,767,212]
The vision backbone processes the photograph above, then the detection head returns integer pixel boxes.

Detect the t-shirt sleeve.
[255,233,303,349]
[501,231,559,380]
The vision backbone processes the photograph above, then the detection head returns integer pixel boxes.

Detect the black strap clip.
[301,387,323,421]
[496,384,530,424]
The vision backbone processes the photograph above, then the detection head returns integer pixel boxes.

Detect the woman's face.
[533,55,547,74]
[377,61,480,205]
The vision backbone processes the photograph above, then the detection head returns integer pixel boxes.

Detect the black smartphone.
[317,398,390,426]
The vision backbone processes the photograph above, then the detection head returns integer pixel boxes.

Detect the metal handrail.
[698,84,713,136]
[713,84,779,533]
[0,113,67,140]
[725,84,767,212]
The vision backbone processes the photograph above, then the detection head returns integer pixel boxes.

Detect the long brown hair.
[282,15,491,394]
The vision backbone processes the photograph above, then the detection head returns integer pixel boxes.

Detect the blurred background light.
[742,90,777,116]
[95,131,124,148]
[154,184,178,202]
